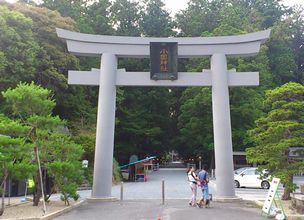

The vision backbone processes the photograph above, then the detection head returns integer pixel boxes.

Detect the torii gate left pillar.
[93,54,117,198]
[57,28,270,200]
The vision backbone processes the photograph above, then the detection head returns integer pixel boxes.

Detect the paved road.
[236,187,279,201]
[52,169,304,220]
[69,169,303,201]
[55,199,264,220]
[72,168,216,200]
[110,168,212,200]
[236,176,303,201]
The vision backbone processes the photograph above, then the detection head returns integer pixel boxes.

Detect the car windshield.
[234,167,250,175]
[243,168,257,175]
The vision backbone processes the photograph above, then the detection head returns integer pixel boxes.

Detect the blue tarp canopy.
[119,156,156,169]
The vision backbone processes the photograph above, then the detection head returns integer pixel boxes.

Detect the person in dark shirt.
[197,164,210,208]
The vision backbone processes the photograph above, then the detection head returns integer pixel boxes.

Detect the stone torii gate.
[57,28,270,200]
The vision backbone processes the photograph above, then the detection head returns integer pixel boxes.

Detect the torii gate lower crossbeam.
[57,28,270,200]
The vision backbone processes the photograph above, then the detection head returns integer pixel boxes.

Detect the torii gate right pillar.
[211,53,236,199]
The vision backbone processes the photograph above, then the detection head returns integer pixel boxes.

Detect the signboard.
[262,178,280,214]
[82,160,88,168]
[150,42,178,80]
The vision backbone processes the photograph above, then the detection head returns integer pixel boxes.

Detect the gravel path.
[73,168,216,200]
[64,169,303,201]
[0,201,78,219]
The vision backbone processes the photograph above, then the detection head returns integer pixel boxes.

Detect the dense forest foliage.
[0,0,303,167]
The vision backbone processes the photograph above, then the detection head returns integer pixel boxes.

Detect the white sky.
[5,0,304,16]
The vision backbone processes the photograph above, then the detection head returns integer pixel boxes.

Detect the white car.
[234,167,251,175]
[234,167,270,189]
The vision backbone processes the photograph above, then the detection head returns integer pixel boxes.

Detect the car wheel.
[234,180,240,188]
[261,181,270,189]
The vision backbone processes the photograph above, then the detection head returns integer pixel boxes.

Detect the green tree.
[0,115,35,216]
[174,0,279,160]
[176,0,290,36]
[111,0,142,36]
[268,17,298,84]
[291,8,304,84]
[12,3,79,92]
[115,87,172,162]
[2,82,83,205]
[41,0,113,34]
[85,0,114,35]
[140,0,175,37]
[246,82,304,200]
[177,88,213,160]
[3,2,97,131]
[41,0,87,18]
[235,0,289,29]
[45,133,83,205]
[176,0,225,36]
[41,0,90,32]
[73,133,96,166]
[0,5,40,91]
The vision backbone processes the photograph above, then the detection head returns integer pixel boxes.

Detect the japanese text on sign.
[150,42,178,80]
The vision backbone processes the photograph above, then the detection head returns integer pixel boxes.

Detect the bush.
[60,183,80,205]
[113,159,122,184]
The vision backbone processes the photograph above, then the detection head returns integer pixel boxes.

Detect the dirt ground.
[0,200,77,219]
[280,200,302,216]
[259,199,304,218]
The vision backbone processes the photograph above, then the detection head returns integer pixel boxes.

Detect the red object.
[142,160,153,166]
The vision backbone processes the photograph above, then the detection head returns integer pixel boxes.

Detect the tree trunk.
[45,187,55,202]
[43,170,48,202]
[282,174,293,200]
[80,115,84,129]
[210,153,214,170]
[33,146,41,206]
[33,170,41,206]
[282,187,292,200]
[0,171,8,216]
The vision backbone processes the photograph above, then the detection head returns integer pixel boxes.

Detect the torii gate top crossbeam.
[56,28,270,58]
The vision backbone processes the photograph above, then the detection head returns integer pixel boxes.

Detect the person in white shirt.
[187,166,198,206]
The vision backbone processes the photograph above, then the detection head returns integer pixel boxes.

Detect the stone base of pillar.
[213,196,242,203]
[87,197,118,203]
